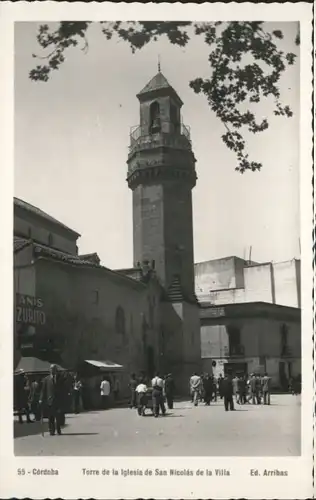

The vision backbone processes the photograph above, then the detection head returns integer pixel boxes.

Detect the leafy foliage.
[30,21,299,173]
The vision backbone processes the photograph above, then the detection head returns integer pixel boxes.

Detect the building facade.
[195,257,301,387]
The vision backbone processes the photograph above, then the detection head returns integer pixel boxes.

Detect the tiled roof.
[115,268,143,281]
[33,243,96,267]
[14,236,32,253]
[166,275,199,305]
[79,253,101,265]
[14,197,80,237]
[167,275,184,302]
[30,242,146,289]
[137,72,182,103]
[138,72,172,94]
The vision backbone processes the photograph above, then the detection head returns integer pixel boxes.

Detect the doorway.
[224,362,248,377]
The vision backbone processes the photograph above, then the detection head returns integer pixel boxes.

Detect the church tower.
[127,69,197,300]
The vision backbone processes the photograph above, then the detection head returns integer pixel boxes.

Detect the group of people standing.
[14,365,68,435]
[189,372,272,411]
[129,372,175,418]
[14,366,91,435]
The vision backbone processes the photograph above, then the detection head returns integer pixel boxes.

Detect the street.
[14,394,300,457]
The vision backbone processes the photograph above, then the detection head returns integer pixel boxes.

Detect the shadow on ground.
[59,432,99,436]
[14,421,70,439]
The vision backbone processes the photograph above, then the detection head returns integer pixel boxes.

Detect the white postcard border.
[0,2,313,499]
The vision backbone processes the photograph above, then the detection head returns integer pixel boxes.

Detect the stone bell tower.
[127,69,197,301]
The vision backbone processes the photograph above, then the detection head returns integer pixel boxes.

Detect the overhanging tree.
[29,21,299,173]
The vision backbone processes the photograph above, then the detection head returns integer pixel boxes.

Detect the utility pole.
[249,246,252,263]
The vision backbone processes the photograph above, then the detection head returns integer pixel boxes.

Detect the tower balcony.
[129,121,192,157]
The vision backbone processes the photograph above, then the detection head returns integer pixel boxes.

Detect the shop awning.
[14,356,65,374]
[84,360,124,371]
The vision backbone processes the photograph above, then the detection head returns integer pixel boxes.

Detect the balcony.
[129,121,192,156]
[229,344,245,357]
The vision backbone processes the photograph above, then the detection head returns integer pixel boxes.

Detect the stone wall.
[21,257,162,396]
[133,180,195,297]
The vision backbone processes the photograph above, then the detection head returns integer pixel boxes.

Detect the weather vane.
[158,54,161,72]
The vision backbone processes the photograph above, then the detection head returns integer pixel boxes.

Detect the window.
[92,290,99,304]
[227,325,242,355]
[170,102,180,133]
[148,298,154,328]
[48,233,53,246]
[115,306,125,335]
[27,227,32,238]
[150,101,161,133]
[280,324,288,355]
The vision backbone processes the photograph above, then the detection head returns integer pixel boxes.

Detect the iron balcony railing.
[228,344,245,356]
[129,121,191,154]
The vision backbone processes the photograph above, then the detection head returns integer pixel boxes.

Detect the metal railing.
[129,121,191,153]
[229,344,245,356]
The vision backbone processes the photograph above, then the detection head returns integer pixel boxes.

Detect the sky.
[14,22,300,269]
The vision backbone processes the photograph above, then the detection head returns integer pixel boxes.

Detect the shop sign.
[15,293,46,325]
[209,307,225,318]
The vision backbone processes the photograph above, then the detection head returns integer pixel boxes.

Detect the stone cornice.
[127,164,197,190]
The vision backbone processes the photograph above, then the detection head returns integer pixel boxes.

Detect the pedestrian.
[199,373,205,403]
[218,373,224,399]
[39,364,64,436]
[249,373,260,404]
[112,376,120,402]
[221,373,234,411]
[232,374,240,404]
[255,374,262,404]
[164,373,175,410]
[211,376,217,402]
[29,377,41,421]
[151,372,166,417]
[128,373,138,409]
[135,378,148,416]
[190,372,202,407]
[73,373,82,414]
[239,375,247,405]
[262,372,271,405]
[203,374,212,405]
[100,376,110,409]
[15,370,32,424]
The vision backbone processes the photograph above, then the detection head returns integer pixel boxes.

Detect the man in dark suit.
[164,373,175,409]
[262,372,271,405]
[39,364,64,436]
[222,373,234,411]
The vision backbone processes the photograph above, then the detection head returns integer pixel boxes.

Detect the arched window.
[148,297,154,328]
[115,306,125,335]
[150,101,161,133]
[280,324,288,355]
[170,102,180,133]
[48,233,53,246]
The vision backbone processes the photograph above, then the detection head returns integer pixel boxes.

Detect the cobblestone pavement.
[14,394,300,456]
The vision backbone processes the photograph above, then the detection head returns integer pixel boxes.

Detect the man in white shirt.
[151,373,166,417]
[135,379,148,416]
[190,372,202,406]
[100,376,110,409]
